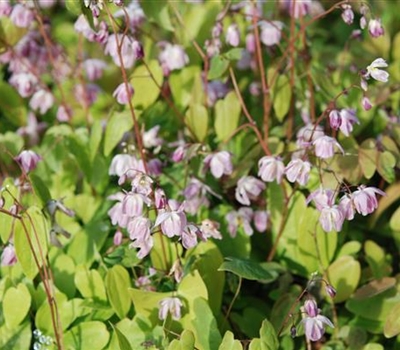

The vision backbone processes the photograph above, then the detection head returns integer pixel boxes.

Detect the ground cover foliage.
[0,0,400,349]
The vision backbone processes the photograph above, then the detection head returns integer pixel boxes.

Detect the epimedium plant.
[0,0,399,349]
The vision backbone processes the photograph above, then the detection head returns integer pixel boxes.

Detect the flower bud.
[362,96,372,111]
[15,150,42,173]
[290,325,297,338]
[325,284,337,298]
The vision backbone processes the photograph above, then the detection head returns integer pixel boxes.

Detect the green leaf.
[362,344,384,350]
[392,31,400,61]
[218,257,279,282]
[353,277,396,300]
[0,82,26,126]
[186,104,208,142]
[131,60,163,109]
[364,240,387,279]
[0,17,28,53]
[168,330,195,350]
[142,0,174,31]
[170,66,201,108]
[104,111,133,156]
[52,253,76,298]
[390,206,400,231]
[272,75,291,122]
[14,206,49,279]
[30,174,52,207]
[346,285,400,321]
[337,241,362,258]
[219,331,243,350]
[384,302,400,338]
[358,139,377,179]
[89,119,103,162]
[224,48,244,61]
[64,321,110,350]
[326,255,361,303]
[214,91,241,142]
[65,0,82,15]
[208,55,229,80]
[75,266,108,302]
[377,151,396,183]
[0,321,31,350]
[189,298,221,350]
[249,338,262,350]
[113,325,133,350]
[105,265,132,319]
[259,319,279,350]
[3,284,31,328]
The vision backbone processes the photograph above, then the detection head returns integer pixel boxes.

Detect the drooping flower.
[339,109,359,136]
[362,96,372,111]
[302,299,334,342]
[338,194,355,221]
[10,4,34,28]
[9,72,38,98]
[226,24,240,47]
[341,4,354,25]
[128,216,153,258]
[313,136,344,159]
[29,90,54,115]
[104,34,139,69]
[307,189,336,211]
[109,154,137,177]
[143,125,163,149]
[296,124,325,148]
[183,178,212,214]
[366,58,389,83]
[113,83,134,105]
[226,207,253,237]
[1,245,17,266]
[325,284,337,298]
[285,158,311,186]
[259,21,284,47]
[113,230,123,246]
[159,297,183,321]
[258,156,285,184]
[280,0,312,18]
[351,185,385,216]
[200,219,222,240]
[114,0,146,29]
[203,151,233,179]
[154,200,187,238]
[254,210,269,232]
[319,205,344,232]
[121,191,150,217]
[235,176,265,206]
[83,59,107,81]
[158,43,189,75]
[328,110,341,130]
[15,150,42,173]
[368,19,384,38]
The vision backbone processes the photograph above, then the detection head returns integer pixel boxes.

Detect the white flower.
[366,58,389,83]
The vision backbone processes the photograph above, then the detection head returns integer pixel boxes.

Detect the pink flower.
[307,189,335,211]
[154,201,187,238]
[83,59,107,81]
[368,19,384,38]
[128,217,153,258]
[313,136,344,159]
[122,192,150,217]
[105,34,138,69]
[254,210,269,232]
[325,284,337,298]
[57,105,72,122]
[258,156,285,184]
[154,188,167,210]
[296,124,325,148]
[280,0,312,18]
[259,21,283,46]
[9,73,38,98]
[183,178,212,214]
[319,205,344,232]
[200,219,222,240]
[15,150,41,173]
[10,4,34,28]
[159,43,189,75]
[109,154,137,177]
[159,297,183,320]
[328,110,341,130]
[143,125,163,149]
[339,109,359,136]
[360,16,367,30]
[285,158,311,186]
[366,58,389,83]
[1,245,17,266]
[302,299,334,342]
[113,83,134,105]
[352,185,385,216]
[226,207,253,237]
[362,96,372,111]
[181,223,201,249]
[204,151,233,179]
[113,230,123,246]
[29,90,54,115]
[114,1,145,29]
[338,194,355,221]
[171,145,186,163]
[246,33,256,53]
[74,15,96,41]
[235,176,265,206]
[226,24,240,47]
[341,5,354,25]
[0,1,11,17]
